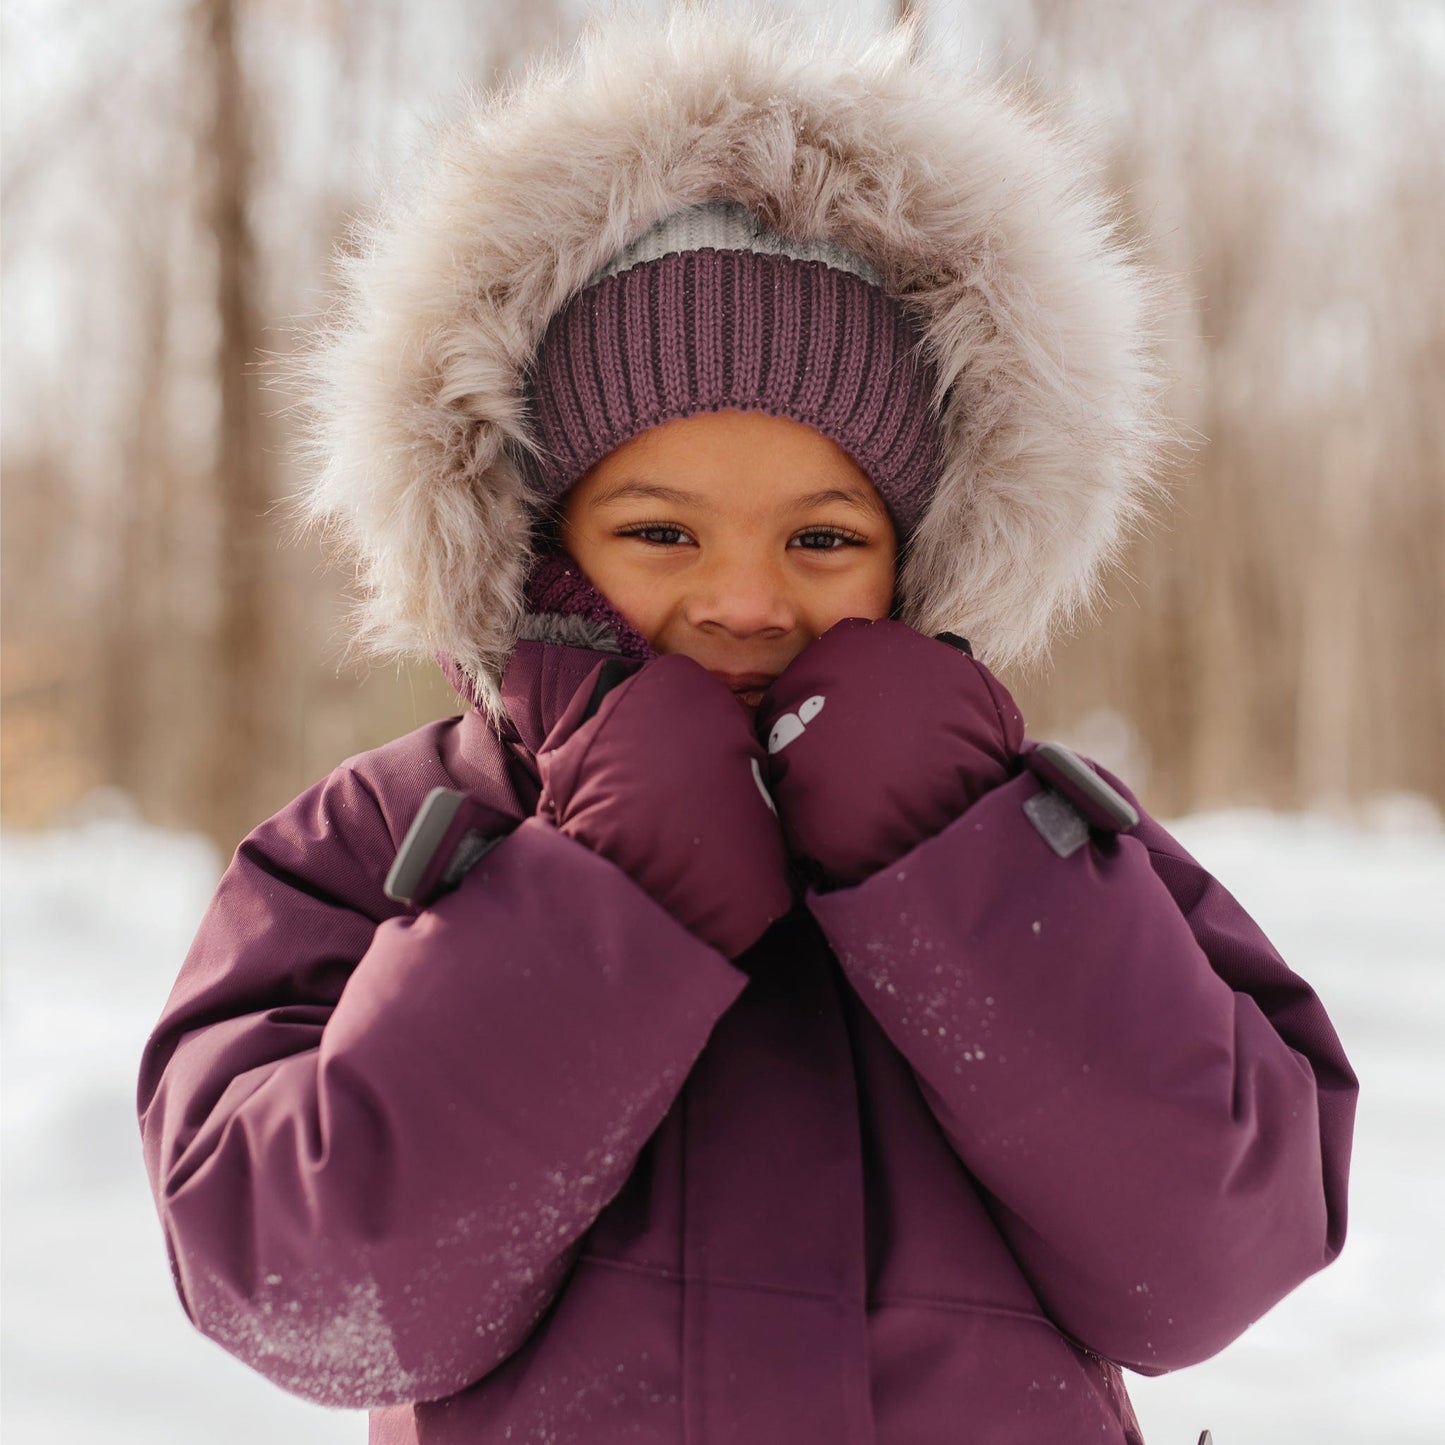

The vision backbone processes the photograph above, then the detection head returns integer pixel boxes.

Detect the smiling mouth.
[710,670,777,705]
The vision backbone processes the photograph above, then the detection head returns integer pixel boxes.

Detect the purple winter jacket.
[137,634,1357,1444]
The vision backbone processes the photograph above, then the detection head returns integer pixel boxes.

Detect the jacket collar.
[498,637,634,756]
[499,549,658,754]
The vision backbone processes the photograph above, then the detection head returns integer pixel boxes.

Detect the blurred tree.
[193,0,275,848]
[103,237,172,799]
[2,0,1441,842]
[1007,0,1445,819]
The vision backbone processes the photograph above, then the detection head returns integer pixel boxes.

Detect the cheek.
[559,528,663,641]
[825,554,897,624]
[592,563,673,645]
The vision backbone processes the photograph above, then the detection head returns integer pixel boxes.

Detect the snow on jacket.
[137,9,1357,1441]
[138,629,1356,1443]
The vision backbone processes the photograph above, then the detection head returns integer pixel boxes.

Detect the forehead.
[570,409,889,520]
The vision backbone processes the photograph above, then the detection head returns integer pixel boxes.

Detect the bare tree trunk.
[1293,423,1371,810]
[102,245,171,798]
[195,0,272,851]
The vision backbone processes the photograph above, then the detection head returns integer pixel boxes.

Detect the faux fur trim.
[515,612,625,654]
[288,2,1170,734]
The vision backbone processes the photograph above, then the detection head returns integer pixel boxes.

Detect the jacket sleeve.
[136,761,749,1409]
[806,759,1357,1374]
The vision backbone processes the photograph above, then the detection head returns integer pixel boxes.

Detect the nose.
[683,550,794,639]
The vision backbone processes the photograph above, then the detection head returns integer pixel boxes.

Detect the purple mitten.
[755,618,1026,889]
[536,652,795,959]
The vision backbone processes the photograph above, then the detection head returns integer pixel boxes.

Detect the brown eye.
[619,524,692,547]
[792,528,866,551]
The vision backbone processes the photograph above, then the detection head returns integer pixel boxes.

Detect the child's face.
[560,409,898,711]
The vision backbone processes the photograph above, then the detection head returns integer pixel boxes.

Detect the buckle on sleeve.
[384,787,512,906]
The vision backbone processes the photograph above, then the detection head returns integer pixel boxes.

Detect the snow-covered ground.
[3,796,1442,1443]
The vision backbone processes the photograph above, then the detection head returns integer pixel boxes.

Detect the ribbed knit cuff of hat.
[523,202,943,542]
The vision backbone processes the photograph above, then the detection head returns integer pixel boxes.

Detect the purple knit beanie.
[522,201,944,542]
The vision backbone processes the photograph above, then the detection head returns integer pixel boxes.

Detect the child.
[137,10,1357,1443]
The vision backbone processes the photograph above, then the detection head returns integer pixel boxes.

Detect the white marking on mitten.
[750,757,778,815]
[767,694,825,754]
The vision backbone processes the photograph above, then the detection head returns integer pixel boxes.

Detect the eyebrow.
[589,479,884,517]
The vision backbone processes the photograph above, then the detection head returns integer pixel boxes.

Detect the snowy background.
[3,797,1442,1443]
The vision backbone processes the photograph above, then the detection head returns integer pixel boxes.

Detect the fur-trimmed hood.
[294,3,1168,732]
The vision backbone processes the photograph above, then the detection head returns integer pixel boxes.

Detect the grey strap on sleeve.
[1019,740,1140,859]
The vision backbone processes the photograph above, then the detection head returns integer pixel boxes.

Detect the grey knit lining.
[587,200,883,289]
